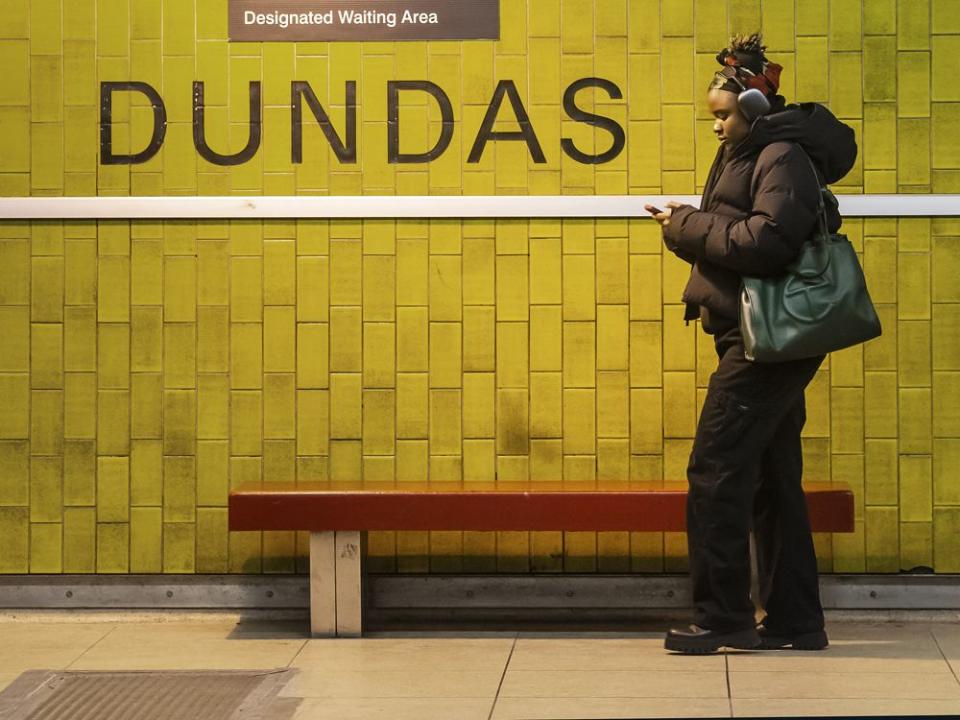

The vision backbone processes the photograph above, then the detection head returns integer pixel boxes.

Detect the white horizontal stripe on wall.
[1,194,959,219]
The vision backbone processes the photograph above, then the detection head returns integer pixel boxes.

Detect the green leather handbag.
[739,149,882,362]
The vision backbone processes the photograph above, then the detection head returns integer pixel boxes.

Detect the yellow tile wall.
[1,0,959,574]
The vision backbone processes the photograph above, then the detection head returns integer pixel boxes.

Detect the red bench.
[229,480,854,637]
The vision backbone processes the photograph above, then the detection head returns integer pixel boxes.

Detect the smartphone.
[645,205,663,215]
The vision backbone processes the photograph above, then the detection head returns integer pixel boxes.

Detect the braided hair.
[709,32,782,98]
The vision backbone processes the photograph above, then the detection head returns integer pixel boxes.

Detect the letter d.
[100,82,167,165]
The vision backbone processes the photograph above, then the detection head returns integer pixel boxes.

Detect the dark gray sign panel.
[229,0,500,41]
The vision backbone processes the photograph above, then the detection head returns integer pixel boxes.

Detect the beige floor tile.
[500,670,728,699]
[727,633,952,673]
[280,669,504,698]
[729,670,960,699]
[733,698,960,716]
[68,622,306,671]
[932,622,960,668]
[0,673,21,693]
[292,638,514,671]
[509,638,726,671]
[492,697,732,719]
[0,623,115,672]
[293,697,492,720]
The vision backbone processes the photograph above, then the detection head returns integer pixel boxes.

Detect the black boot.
[664,624,761,654]
[756,625,828,650]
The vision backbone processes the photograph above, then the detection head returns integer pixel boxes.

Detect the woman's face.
[707,88,751,147]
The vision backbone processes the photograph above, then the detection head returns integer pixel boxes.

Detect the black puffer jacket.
[662,96,858,334]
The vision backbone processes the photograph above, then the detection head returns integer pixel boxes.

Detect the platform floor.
[0,617,958,718]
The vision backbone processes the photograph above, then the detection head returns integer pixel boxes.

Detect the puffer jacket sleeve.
[661,143,821,277]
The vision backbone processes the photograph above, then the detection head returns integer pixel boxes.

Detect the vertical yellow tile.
[29,456,62,523]
[230,390,262,456]
[900,521,932,570]
[396,373,428,439]
[63,507,96,573]
[629,255,661,320]
[64,306,96,372]
[899,388,932,453]
[163,389,196,456]
[562,255,596,321]
[563,321,596,388]
[32,256,64,323]
[163,322,196,389]
[330,373,362,439]
[597,371,629,439]
[163,522,196,573]
[230,322,263,388]
[264,306,295,374]
[933,508,960,572]
[30,322,63,389]
[197,240,229,306]
[0,374,30,440]
[130,373,163,438]
[31,390,63,455]
[430,255,462,321]
[496,321,529,389]
[830,387,864,453]
[463,238,495,305]
[263,373,295,440]
[297,322,329,389]
[397,306,428,373]
[230,256,263,322]
[296,389,329,456]
[899,454,932,522]
[197,507,228,572]
[128,506,161,573]
[264,240,295,306]
[530,305,562,372]
[563,388,595,455]
[0,507,29,572]
[496,255,528,322]
[362,389,395,455]
[429,389,461,456]
[463,373,495,439]
[131,240,163,306]
[330,240,362,306]
[329,306,362,373]
[97,456,129,523]
[0,308,29,374]
[429,321,462,388]
[463,306,495,372]
[164,256,196,322]
[163,456,196,525]
[597,305,628,371]
[362,255,396,322]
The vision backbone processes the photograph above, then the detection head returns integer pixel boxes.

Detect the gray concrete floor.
[1,616,959,718]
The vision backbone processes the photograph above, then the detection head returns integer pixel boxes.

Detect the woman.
[646,33,857,654]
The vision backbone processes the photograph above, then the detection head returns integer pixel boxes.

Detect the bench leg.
[309,530,365,638]
[335,530,365,637]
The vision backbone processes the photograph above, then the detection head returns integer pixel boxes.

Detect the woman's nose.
[713,122,722,135]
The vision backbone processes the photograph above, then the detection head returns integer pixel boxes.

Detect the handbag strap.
[795,144,831,241]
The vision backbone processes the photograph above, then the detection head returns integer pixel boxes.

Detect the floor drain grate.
[0,669,299,720]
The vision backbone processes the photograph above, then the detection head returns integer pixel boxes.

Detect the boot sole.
[757,630,829,651]
[665,627,761,654]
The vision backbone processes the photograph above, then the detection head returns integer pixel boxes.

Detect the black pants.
[686,323,826,633]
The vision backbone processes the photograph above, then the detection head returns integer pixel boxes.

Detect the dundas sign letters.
[228,0,500,41]
[100,0,628,168]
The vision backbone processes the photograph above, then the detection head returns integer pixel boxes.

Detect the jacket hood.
[732,96,858,184]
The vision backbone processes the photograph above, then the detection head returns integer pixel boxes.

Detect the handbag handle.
[796,144,831,242]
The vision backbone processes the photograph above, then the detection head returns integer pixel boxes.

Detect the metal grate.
[0,670,299,720]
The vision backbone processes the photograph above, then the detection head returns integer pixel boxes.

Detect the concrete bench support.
[309,530,366,637]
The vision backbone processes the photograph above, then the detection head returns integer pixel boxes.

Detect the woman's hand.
[645,201,685,227]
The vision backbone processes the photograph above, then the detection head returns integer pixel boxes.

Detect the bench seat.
[228,480,854,637]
